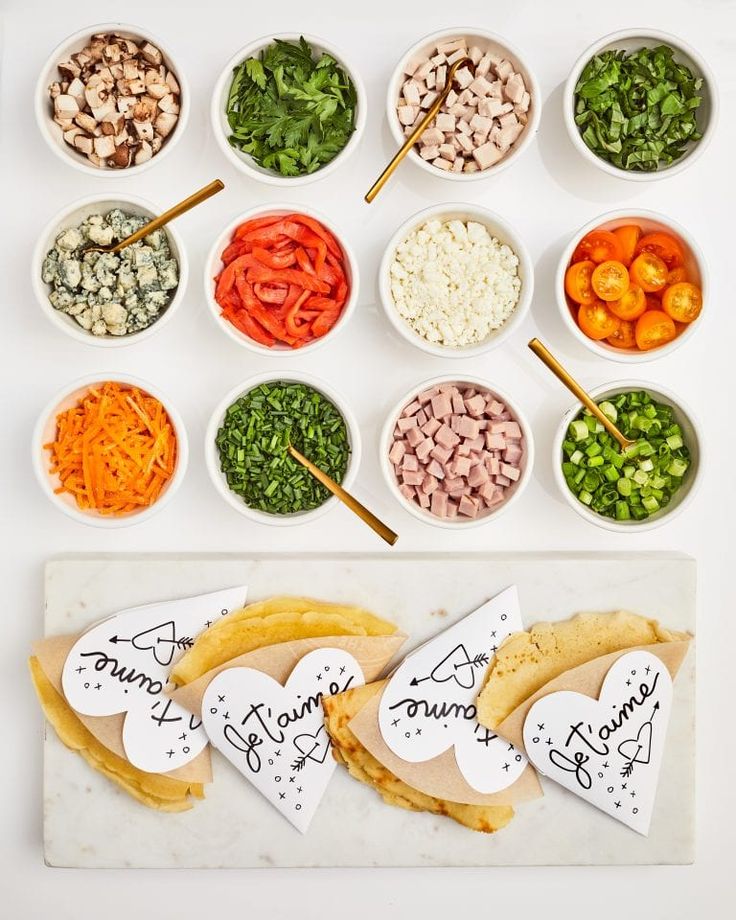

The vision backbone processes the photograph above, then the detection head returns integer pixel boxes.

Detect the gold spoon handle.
[528,338,633,450]
[365,58,471,204]
[111,179,225,252]
[287,445,398,546]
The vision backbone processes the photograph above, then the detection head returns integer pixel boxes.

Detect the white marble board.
[42,553,695,868]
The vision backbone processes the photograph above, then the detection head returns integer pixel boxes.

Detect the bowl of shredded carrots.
[33,375,188,526]
[204,204,359,355]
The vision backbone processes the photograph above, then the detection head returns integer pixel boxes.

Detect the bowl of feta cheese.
[379,203,533,357]
[33,193,187,346]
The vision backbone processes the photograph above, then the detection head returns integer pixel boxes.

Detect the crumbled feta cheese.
[389,219,521,347]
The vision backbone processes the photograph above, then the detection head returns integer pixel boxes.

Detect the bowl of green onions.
[553,381,702,532]
[205,371,361,526]
[564,29,718,181]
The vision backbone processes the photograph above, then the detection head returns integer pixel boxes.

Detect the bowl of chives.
[552,380,703,532]
[205,371,361,526]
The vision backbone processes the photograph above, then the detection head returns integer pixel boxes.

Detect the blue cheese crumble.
[389,219,521,347]
[41,209,179,336]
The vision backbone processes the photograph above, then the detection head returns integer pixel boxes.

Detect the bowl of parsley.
[212,33,367,185]
[564,29,718,180]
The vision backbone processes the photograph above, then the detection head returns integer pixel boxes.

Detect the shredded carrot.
[44,382,177,516]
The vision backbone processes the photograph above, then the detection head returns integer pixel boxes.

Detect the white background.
[1,0,734,915]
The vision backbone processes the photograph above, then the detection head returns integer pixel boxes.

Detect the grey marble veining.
[42,553,695,867]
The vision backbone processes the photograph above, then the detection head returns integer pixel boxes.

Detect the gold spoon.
[365,57,472,203]
[287,444,398,546]
[85,179,225,254]
[528,338,635,451]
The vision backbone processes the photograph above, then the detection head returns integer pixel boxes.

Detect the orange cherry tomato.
[609,284,646,320]
[564,260,596,305]
[661,282,703,323]
[635,231,684,268]
[578,300,619,341]
[572,230,624,265]
[635,310,677,351]
[607,319,636,349]
[613,225,641,266]
[630,252,668,292]
[666,266,688,285]
[591,260,630,301]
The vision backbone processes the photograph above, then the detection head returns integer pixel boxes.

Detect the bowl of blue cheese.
[33,193,187,346]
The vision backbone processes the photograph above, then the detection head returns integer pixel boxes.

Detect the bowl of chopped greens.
[212,33,366,185]
[205,372,361,525]
[553,381,702,532]
[33,193,187,346]
[564,29,717,180]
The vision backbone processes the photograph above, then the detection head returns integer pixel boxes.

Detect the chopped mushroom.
[47,32,181,169]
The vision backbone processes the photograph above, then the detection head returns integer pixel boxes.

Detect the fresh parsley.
[225,37,357,177]
[574,45,703,172]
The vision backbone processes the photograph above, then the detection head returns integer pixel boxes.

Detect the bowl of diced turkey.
[388,29,540,178]
[35,23,188,176]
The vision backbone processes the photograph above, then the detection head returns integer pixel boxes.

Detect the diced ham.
[450,455,472,478]
[426,458,445,480]
[435,424,460,450]
[457,416,480,440]
[399,484,415,502]
[417,489,431,509]
[431,392,453,419]
[442,477,465,493]
[397,416,418,432]
[406,426,424,448]
[421,474,439,495]
[430,444,453,465]
[421,417,442,437]
[502,421,522,438]
[494,474,511,488]
[464,394,486,417]
[500,463,521,482]
[486,432,506,450]
[458,494,480,518]
[468,464,490,488]
[388,440,406,464]
[488,399,505,416]
[401,453,419,472]
[418,387,438,405]
[401,399,421,417]
[417,408,428,427]
[431,490,449,517]
[415,437,435,461]
[402,470,424,486]
[503,443,523,464]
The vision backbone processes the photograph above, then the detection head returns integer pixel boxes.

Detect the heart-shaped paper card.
[523,649,673,835]
[378,586,527,794]
[62,586,247,773]
[202,647,364,833]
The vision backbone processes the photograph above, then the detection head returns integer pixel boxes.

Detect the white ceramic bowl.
[32,193,188,347]
[35,22,189,178]
[553,380,702,533]
[379,203,533,358]
[387,27,540,182]
[205,372,362,526]
[32,374,188,528]
[211,33,367,186]
[564,28,718,181]
[557,209,707,363]
[204,204,359,355]
[380,375,534,529]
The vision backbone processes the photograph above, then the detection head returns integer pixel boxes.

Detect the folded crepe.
[476,611,690,730]
[171,596,399,686]
[30,657,203,812]
[323,681,515,834]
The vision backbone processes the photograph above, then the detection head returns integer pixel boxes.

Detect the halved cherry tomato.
[607,319,636,349]
[578,300,619,340]
[630,252,668,292]
[635,231,684,268]
[572,230,624,265]
[609,284,645,320]
[666,266,688,285]
[591,260,630,301]
[565,260,596,304]
[613,225,641,266]
[661,282,702,323]
[635,310,677,351]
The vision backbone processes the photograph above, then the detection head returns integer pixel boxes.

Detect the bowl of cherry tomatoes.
[557,209,706,362]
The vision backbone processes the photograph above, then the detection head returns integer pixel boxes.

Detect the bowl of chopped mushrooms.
[35,23,188,176]
[32,194,187,346]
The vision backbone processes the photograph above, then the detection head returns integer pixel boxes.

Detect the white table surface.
[1,0,733,915]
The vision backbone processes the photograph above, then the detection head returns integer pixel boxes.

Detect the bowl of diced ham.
[388,28,540,179]
[381,376,534,527]
[35,23,188,176]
